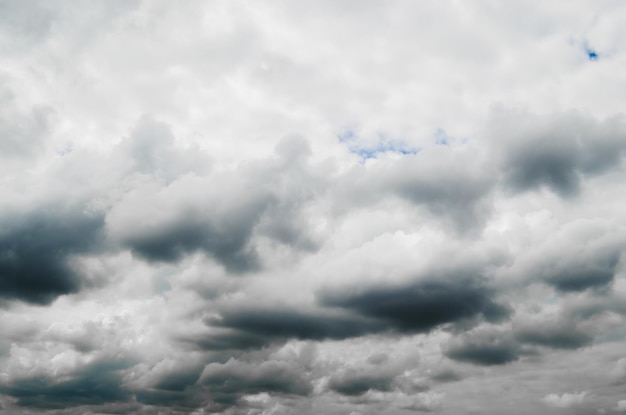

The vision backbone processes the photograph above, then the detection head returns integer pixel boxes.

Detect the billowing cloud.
[443,328,521,366]
[490,110,626,197]
[0,206,104,305]
[513,319,593,350]
[320,275,511,334]
[1,1,626,414]
[199,359,313,405]
[0,356,132,409]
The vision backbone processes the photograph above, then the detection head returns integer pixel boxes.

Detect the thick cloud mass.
[0,357,131,408]
[491,111,626,196]
[199,359,312,404]
[1,2,626,414]
[321,276,510,333]
[209,307,384,345]
[0,207,103,304]
[444,329,521,366]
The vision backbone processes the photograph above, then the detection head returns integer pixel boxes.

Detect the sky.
[1,1,626,414]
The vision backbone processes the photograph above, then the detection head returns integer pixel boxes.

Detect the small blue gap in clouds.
[585,47,599,61]
[337,129,356,143]
[435,128,450,145]
[337,130,419,160]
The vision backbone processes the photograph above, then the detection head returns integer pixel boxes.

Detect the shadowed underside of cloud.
[196,275,511,352]
[444,329,521,366]
[514,321,593,349]
[328,370,395,396]
[199,359,312,405]
[121,214,263,274]
[0,206,104,305]
[492,111,626,197]
[207,308,385,346]
[320,276,511,333]
[0,357,132,409]
[339,148,495,234]
[543,258,619,293]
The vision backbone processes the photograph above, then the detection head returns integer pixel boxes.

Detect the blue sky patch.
[338,130,418,160]
[435,128,450,145]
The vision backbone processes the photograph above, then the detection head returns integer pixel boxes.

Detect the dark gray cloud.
[200,275,510,351]
[0,205,104,305]
[444,328,521,366]
[134,390,202,410]
[206,307,385,348]
[564,292,626,321]
[0,357,132,409]
[491,110,626,197]
[199,359,312,405]
[505,219,626,294]
[328,370,394,396]
[120,209,265,274]
[390,162,493,233]
[152,367,204,393]
[543,257,619,293]
[326,350,421,397]
[109,134,324,273]
[133,363,205,409]
[320,276,511,334]
[108,119,265,272]
[186,330,271,352]
[429,368,463,383]
[514,321,593,350]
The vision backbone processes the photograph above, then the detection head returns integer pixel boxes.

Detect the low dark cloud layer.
[0,206,104,305]
[328,370,395,396]
[120,209,265,274]
[491,111,626,197]
[544,263,617,293]
[0,357,132,409]
[514,321,593,350]
[199,359,312,405]
[444,329,521,366]
[320,276,511,334]
[207,307,384,346]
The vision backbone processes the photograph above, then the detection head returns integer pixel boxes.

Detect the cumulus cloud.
[489,110,626,197]
[513,319,593,350]
[0,205,104,305]
[320,274,511,334]
[443,327,521,366]
[1,1,626,414]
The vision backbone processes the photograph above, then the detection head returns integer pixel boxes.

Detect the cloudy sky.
[1,1,626,414]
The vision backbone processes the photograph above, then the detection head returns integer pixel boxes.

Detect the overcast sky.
[1,1,626,414]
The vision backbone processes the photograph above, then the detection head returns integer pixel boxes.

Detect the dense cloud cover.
[1,1,626,414]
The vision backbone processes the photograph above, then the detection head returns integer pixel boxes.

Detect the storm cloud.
[0,357,132,409]
[0,206,104,305]
[320,276,511,333]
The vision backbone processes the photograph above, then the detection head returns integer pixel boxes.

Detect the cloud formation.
[1,1,626,414]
